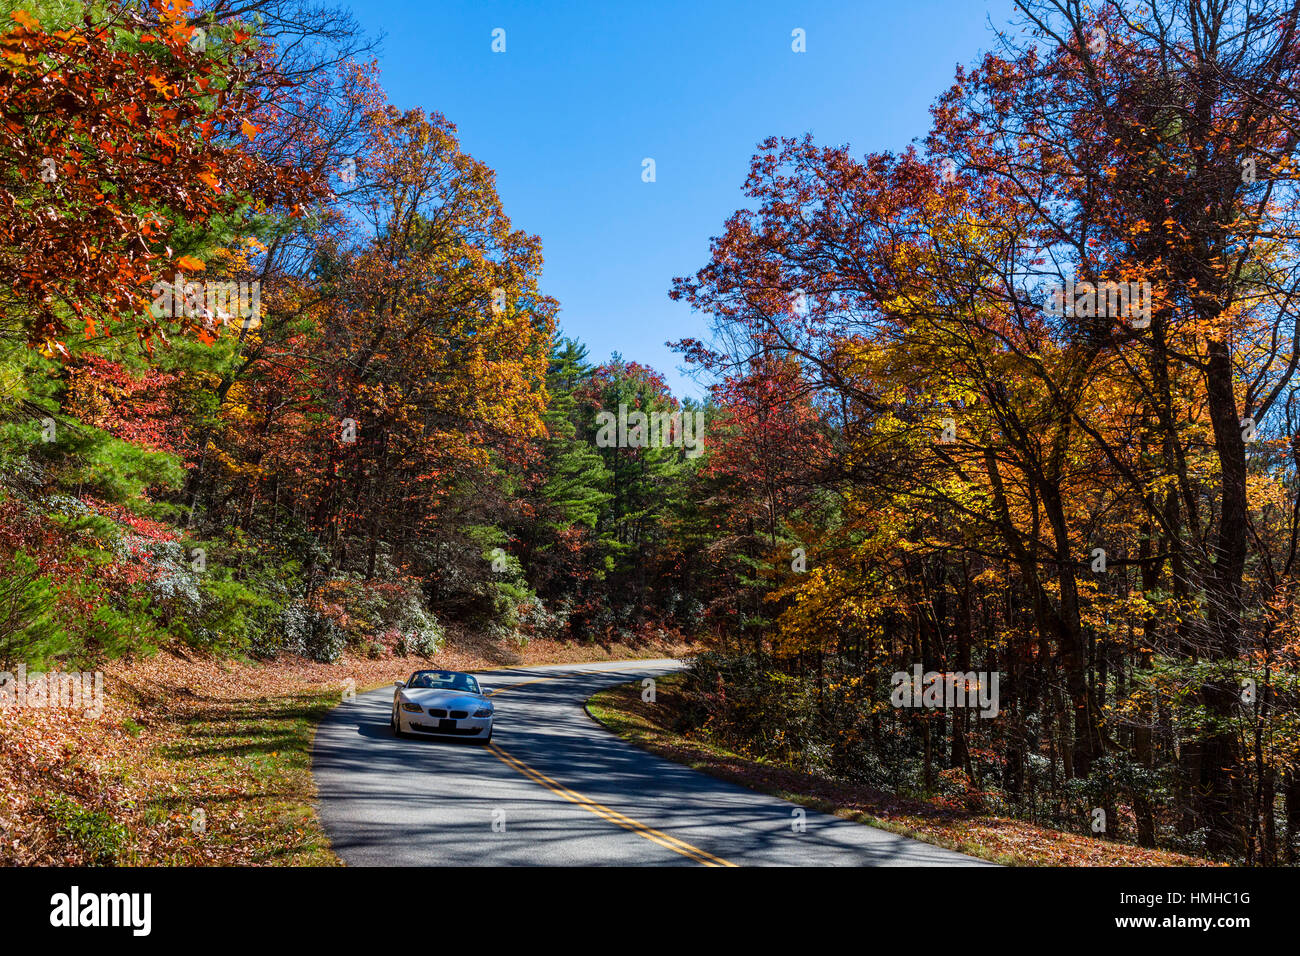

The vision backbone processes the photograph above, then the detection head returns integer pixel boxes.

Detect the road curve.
[312,659,992,866]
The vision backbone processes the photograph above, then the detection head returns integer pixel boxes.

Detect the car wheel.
[481,726,493,745]
[392,707,404,738]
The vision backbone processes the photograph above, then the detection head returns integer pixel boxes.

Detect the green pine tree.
[539,337,613,534]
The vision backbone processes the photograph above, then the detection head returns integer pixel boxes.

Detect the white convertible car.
[391,669,494,742]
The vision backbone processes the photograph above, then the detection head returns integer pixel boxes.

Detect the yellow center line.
[487,742,735,867]
[483,668,736,868]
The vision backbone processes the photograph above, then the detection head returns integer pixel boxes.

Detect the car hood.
[400,688,489,710]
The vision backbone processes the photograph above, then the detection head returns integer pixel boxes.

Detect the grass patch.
[116,685,350,866]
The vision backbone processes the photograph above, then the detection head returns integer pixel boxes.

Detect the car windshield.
[407,671,479,694]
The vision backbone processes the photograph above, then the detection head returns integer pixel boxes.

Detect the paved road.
[312,659,993,866]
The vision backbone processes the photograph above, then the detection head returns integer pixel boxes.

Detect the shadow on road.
[313,663,990,867]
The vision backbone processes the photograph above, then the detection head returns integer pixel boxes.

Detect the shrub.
[391,595,443,657]
[111,535,201,624]
[516,598,569,644]
[191,575,282,657]
[281,600,347,663]
[0,551,66,669]
[44,794,128,866]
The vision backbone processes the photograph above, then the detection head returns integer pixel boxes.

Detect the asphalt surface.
[312,658,993,866]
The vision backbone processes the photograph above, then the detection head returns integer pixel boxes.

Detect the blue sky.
[347,1,1008,399]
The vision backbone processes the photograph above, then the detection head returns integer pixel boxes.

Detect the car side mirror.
[393,680,405,688]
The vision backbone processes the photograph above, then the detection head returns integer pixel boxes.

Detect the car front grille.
[450,710,469,719]
[410,722,484,736]
[428,708,447,718]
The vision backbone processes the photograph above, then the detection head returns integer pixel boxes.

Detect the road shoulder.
[585,673,1215,867]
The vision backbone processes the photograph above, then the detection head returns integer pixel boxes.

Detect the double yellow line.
[487,742,734,866]
[484,670,736,867]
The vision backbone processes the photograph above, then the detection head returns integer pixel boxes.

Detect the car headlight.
[473,707,493,718]
[401,702,423,713]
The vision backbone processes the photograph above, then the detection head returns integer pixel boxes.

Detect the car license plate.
[438,718,456,731]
